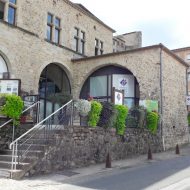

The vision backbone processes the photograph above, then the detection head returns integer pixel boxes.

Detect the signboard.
[22,95,39,123]
[186,96,190,106]
[112,87,124,105]
[0,79,20,95]
[139,100,158,112]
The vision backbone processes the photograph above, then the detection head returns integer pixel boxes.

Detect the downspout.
[160,46,165,151]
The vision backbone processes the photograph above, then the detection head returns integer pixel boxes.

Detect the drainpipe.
[159,46,165,151]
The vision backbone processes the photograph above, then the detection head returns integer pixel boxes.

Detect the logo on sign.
[120,79,127,87]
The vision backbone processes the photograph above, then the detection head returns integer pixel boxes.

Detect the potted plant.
[88,100,102,127]
[0,94,24,126]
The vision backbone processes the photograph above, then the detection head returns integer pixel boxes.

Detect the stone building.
[0,0,189,150]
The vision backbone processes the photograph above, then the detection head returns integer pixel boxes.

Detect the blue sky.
[71,0,190,49]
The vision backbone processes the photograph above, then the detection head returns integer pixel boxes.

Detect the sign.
[139,100,158,112]
[112,87,124,105]
[0,79,20,95]
[22,95,39,123]
[186,96,190,106]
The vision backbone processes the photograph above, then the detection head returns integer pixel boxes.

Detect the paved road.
[67,155,190,190]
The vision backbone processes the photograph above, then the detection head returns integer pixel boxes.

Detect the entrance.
[80,65,140,108]
[39,63,71,119]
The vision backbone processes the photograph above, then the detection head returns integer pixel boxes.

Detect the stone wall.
[29,126,162,175]
[162,50,189,149]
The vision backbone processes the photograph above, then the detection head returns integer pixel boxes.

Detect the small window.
[55,17,60,27]
[0,2,5,20]
[187,54,190,61]
[47,13,53,24]
[8,6,16,25]
[74,27,85,55]
[9,0,16,4]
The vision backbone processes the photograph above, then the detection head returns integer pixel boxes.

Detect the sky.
[71,0,190,50]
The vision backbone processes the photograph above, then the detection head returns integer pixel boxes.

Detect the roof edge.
[63,0,116,33]
[72,43,189,67]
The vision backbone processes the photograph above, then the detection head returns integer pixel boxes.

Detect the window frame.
[0,0,17,25]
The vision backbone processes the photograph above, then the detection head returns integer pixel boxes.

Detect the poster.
[0,79,20,95]
[112,88,124,105]
[139,100,158,112]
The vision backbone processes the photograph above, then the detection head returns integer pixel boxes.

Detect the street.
[2,147,190,190]
[67,154,190,190]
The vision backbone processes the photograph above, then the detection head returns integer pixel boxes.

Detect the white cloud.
[71,0,190,49]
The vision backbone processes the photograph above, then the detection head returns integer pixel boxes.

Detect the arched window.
[0,55,8,79]
[80,65,140,108]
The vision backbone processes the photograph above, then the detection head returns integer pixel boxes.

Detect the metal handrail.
[9,99,72,150]
[0,101,41,130]
[9,99,73,177]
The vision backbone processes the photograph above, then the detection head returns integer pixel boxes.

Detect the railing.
[9,100,74,177]
[0,101,41,130]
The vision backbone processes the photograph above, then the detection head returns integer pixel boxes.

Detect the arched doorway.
[39,63,71,118]
[0,54,8,78]
[80,65,140,108]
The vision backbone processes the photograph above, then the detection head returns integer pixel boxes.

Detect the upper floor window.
[46,13,61,44]
[186,54,190,61]
[0,0,17,25]
[74,27,85,55]
[95,39,104,55]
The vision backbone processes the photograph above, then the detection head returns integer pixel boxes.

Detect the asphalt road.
[68,155,190,190]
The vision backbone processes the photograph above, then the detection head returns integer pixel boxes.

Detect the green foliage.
[146,111,159,134]
[88,101,102,127]
[126,106,147,128]
[0,94,24,126]
[98,102,117,128]
[115,105,128,135]
[188,113,190,126]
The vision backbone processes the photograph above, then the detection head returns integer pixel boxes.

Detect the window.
[186,54,190,61]
[100,41,104,55]
[46,13,61,44]
[74,27,85,54]
[95,39,99,56]
[47,13,53,41]
[0,0,17,25]
[95,39,104,55]
[54,17,61,44]
[80,31,85,54]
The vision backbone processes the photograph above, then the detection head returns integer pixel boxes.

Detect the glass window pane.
[80,40,85,54]
[47,13,53,24]
[47,25,52,40]
[55,17,60,27]
[0,55,8,79]
[0,2,5,20]
[81,31,85,39]
[90,76,107,97]
[8,6,15,25]
[100,41,103,48]
[95,39,98,46]
[55,29,60,44]
[124,98,134,109]
[74,28,79,36]
[112,74,135,97]
[74,38,78,52]
[9,0,16,4]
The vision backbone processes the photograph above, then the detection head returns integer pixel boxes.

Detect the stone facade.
[0,0,189,152]
[72,45,189,149]
[28,126,162,176]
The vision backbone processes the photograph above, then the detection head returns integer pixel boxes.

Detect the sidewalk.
[1,144,190,190]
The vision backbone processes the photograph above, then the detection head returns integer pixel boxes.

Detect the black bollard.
[105,152,112,168]
[148,147,152,160]
[176,144,180,154]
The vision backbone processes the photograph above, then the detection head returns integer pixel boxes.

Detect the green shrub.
[188,113,190,126]
[115,105,128,135]
[0,94,24,126]
[88,101,102,127]
[146,111,159,134]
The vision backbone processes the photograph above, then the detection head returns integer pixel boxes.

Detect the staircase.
[0,100,74,179]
